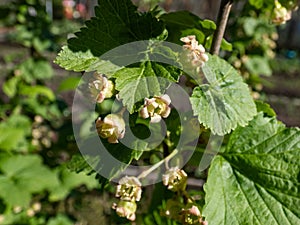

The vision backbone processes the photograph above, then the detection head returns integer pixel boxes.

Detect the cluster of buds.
[88,72,114,103]
[96,114,125,143]
[31,115,55,150]
[139,94,171,123]
[11,202,41,218]
[180,35,209,67]
[112,176,142,221]
[162,167,188,192]
[26,202,42,217]
[271,0,292,25]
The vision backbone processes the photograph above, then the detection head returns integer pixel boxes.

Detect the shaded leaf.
[68,0,164,56]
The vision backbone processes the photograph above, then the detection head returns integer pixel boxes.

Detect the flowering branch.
[137,149,179,179]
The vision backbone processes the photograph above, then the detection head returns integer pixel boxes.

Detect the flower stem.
[137,149,179,179]
[210,0,233,55]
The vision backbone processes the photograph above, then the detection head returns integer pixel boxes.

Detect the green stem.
[137,149,179,179]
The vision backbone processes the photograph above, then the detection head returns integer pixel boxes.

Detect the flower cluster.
[112,176,142,221]
[271,0,292,25]
[88,72,114,103]
[139,94,171,123]
[180,35,209,67]
[96,114,125,143]
[181,204,208,225]
[163,200,208,225]
[162,167,188,192]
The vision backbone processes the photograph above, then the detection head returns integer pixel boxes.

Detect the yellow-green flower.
[116,176,142,202]
[112,200,137,221]
[180,35,208,67]
[162,167,188,192]
[89,72,114,103]
[139,94,171,123]
[96,114,125,143]
[272,1,292,25]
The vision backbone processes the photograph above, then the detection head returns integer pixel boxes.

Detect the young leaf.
[54,46,98,72]
[190,54,257,135]
[67,0,164,56]
[203,113,300,225]
[54,46,121,75]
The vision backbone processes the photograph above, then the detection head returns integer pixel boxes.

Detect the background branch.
[210,0,233,55]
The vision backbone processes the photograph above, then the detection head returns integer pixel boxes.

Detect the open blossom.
[112,200,137,221]
[116,176,142,202]
[139,94,171,123]
[162,167,188,192]
[271,0,292,25]
[96,114,125,143]
[180,35,208,67]
[89,72,114,103]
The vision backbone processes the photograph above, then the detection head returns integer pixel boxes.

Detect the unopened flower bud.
[140,94,171,123]
[112,200,137,221]
[96,114,125,143]
[32,202,41,212]
[26,209,35,217]
[0,215,5,223]
[116,176,142,202]
[162,167,187,192]
[13,206,22,214]
[89,73,114,103]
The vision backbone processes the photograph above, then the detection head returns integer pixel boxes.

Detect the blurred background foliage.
[0,0,300,224]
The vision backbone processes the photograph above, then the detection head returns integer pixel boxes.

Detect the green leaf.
[54,46,122,75]
[0,154,59,207]
[0,114,31,152]
[47,214,73,225]
[18,58,53,82]
[160,11,215,45]
[67,0,164,56]
[78,136,143,180]
[203,113,300,225]
[113,61,179,113]
[2,76,20,98]
[160,11,230,51]
[249,0,264,9]
[190,54,257,135]
[255,100,276,117]
[243,17,259,36]
[19,84,55,101]
[244,56,272,76]
[48,166,98,201]
[54,46,98,72]
[58,77,81,92]
[67,154,97,175]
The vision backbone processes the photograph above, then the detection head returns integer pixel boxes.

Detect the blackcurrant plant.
[55,0,300,224]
